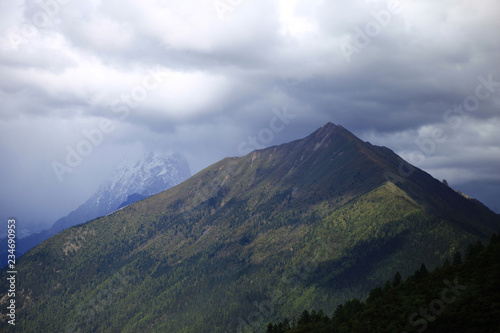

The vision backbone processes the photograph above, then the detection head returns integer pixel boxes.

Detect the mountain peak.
[312,122,356,140]
[322,121,341,129]
[297,122,362,155]
[102,151,191,209]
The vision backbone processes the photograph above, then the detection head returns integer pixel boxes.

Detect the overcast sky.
[1,0,499,236]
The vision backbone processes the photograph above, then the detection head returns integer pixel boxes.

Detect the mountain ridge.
[1,123,498,332]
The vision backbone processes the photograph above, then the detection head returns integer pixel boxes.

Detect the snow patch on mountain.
[49,151,191,234]
[89,152,191,214]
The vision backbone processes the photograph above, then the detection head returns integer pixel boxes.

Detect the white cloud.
[133,70,232,121]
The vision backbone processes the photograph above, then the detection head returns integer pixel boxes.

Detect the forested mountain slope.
[1,123,498,332]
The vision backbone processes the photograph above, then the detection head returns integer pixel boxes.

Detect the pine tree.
[392,271,402,287]
[367,287,383,303]
[383,280,392,292]
[298,310,311,326]
[415,263,428,279]
[317,309,327,323]
[311,310,318,322]
[333,304,345,323]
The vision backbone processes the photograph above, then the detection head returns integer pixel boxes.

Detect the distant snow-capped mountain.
[0,151,191,267]
[87,152,191,215]
[51,151,191,234]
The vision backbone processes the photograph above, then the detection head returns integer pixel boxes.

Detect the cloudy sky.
[1,0,499,236]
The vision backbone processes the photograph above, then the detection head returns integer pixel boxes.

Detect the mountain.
[48,151,191,234]
[1,123,498,332]
[117,193,148,210]
[0,152,191,267]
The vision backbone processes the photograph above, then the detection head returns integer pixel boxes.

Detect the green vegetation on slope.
[268,235,500,333]
[1,182,490,333]
[1,123,498,332]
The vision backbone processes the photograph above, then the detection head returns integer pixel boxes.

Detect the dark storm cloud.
[0,0,499,232]
[456,180,500,214]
